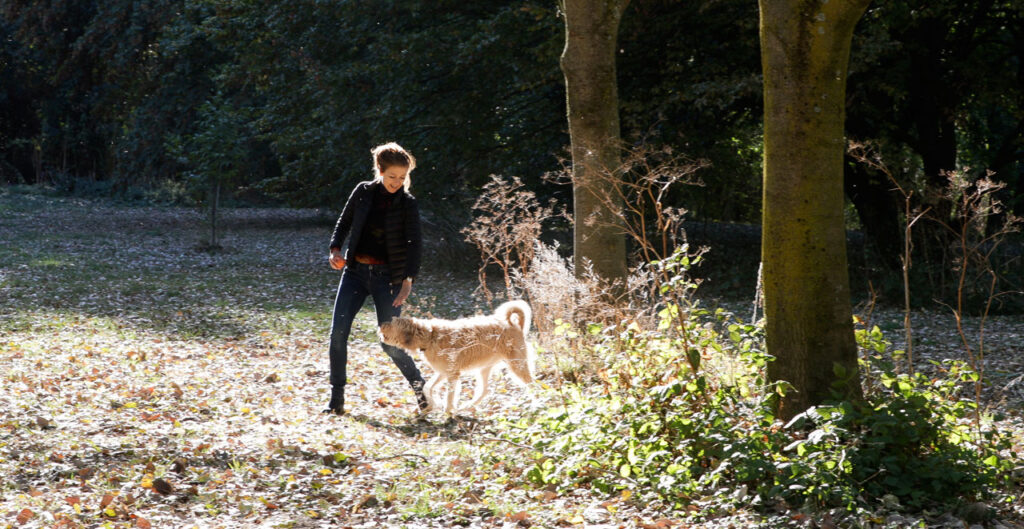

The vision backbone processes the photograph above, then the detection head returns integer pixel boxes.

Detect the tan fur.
[379,300,535,414]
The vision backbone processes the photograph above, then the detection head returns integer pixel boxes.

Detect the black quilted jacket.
[329,180,422,284]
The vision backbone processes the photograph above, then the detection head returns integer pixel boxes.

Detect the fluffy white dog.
[378,300,535,414]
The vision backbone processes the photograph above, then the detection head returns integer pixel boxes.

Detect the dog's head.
[378,318,424,351]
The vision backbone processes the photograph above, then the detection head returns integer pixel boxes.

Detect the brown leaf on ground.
[151,478,174,495]
[353,494,379,512]
[15,509,33,524]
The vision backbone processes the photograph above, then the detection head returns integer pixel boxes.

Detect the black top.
[329,180,422,284]
[353,185,397,261]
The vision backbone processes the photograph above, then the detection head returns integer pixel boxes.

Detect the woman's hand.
[393,279,412,307]
[329,250,346,270]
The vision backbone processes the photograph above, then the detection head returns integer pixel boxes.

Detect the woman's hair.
[371,142,416,192]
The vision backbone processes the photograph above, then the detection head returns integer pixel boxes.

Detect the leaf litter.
[1,191,1022,528]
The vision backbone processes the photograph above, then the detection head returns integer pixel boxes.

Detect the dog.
[378,300,535,414]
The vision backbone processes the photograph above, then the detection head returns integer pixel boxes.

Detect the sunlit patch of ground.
[2,190,1022,528]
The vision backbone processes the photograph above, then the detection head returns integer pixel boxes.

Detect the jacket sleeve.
[329,183,364,251]
[403,195,422,279]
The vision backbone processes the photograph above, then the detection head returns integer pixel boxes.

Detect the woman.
[324,142,427,415]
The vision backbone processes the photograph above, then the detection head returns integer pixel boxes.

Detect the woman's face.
[379,164,408,194]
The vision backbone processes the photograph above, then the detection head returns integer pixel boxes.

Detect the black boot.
[412,380,429,412]
[323,386,344,415]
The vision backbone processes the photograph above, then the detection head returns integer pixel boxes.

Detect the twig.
[374,453,429,463]
[903,203,930,375]
[858,468,886,486]
[752,261,764,324]
[596,465,640,486]
[479,437,536,451]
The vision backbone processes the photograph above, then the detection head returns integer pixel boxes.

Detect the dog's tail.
[496,300,536,382]
[496,300,531,335]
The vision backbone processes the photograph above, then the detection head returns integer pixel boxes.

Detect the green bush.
[500,258,1018,516]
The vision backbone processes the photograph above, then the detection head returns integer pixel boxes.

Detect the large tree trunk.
[561,0,629,286]
[760,0,868,419]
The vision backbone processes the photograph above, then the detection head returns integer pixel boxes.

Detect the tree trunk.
[209,181,221,249]
[843,157,903,275]
[905,17,960,298]
[760,0,868,419]
[561,0,629,286]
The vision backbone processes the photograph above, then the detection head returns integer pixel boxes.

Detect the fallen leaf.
[353,494,378,512]
[506,511,530,523]
[16,508,33,524]
[152,478,174,495]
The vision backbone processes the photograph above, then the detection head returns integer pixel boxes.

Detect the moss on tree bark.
[760,0,870,418]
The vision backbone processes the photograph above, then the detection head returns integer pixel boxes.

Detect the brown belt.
[354,254,387,265]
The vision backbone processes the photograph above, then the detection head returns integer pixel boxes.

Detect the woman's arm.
[329,183,366,252]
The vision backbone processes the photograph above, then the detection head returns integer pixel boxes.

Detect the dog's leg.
[461,365,493,412]
[445,374,462,416]
[423,372,442,412]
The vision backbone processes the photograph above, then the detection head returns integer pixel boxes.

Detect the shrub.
[500,259,1018,518]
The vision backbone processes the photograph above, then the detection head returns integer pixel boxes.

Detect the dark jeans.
[327,261,423,390]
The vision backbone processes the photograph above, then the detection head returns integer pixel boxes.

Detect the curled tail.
[496,299,532,334]
[496,299,536,382]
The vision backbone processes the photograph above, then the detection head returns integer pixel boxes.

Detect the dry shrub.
[460,174,567,305]
[461,145,711,384]
[509,240,623,382]
[544,142,709,302]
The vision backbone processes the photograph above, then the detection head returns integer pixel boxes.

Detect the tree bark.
[561,0,629,286]
[760,0,868,419]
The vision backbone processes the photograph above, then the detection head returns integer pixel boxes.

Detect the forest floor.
[1,189,1022,529]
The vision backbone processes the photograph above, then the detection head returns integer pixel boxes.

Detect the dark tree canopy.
[1,0,1022,305]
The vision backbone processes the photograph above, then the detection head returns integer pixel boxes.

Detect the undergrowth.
[500,249,1020,521]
